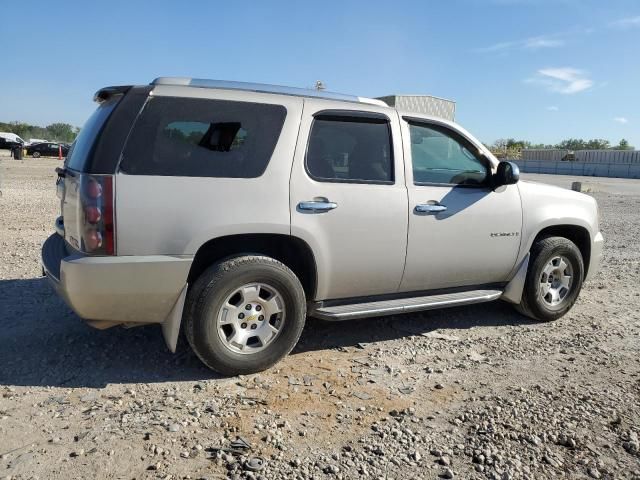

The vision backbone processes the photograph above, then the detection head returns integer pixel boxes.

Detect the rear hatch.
[58,85,150,255]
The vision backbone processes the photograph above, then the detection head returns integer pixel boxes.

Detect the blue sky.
[1,0,639,147]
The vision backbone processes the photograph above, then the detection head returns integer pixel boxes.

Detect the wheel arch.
[531,224,591,278]
[503,223,591,306]
[187,233,318,300]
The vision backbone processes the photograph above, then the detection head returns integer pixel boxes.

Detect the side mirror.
[494,161,520,188]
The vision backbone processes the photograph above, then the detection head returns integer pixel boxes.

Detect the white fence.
[515,149,640,179]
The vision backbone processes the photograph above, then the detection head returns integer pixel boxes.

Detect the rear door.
[400,118,522,292]
[290,100,408,300]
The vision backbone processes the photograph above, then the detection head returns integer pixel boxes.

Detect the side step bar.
[312,289,503,321]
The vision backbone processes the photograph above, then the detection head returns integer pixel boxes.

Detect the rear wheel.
[516,236,584,321]
[184,255,306,375]
[32,151,40,158]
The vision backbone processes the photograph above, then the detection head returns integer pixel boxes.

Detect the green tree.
[7,121,31,140]
[1,120,79,142]
[585,139,610,150]
[616,138,633,150]
[556,138,586,150]
[506,139,532,151]
[45,123,76,143]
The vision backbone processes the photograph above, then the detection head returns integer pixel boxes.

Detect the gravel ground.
[1,157,639,480]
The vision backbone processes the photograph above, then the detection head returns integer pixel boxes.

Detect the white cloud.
[475,41,516,53]
[529,68,594,94]
[614,117,629,124]
[546,106,559,111]
[477,34,563,53]
[524,37,565,49]
[609,16,640,29]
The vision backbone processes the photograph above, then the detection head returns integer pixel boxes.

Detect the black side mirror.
[494,161,520,188]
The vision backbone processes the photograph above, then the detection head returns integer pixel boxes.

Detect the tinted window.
[65,96,120,171]
[409,123,487,186]
[120,97,286,178]
[306,115,393,183]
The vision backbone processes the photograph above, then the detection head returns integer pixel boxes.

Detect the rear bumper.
[41,233,192,325]
[585,231,604,282]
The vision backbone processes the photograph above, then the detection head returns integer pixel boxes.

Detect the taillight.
[81,175,115,255]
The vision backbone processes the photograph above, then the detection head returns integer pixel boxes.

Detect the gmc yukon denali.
[42,78,604,375]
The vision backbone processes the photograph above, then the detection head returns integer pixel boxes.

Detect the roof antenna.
[314,80,326,91]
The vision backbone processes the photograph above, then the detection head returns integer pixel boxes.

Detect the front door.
[290,100,408,300]
[399,118,522,292]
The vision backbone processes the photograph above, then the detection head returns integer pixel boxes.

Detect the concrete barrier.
[523,149,640,164]
[512,159,640,179]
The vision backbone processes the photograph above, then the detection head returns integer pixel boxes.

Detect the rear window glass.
[120,97,287,178]
[65,96,120,171]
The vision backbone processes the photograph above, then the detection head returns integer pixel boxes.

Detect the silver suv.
[42,77,604,375]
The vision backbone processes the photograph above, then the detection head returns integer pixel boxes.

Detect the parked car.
[0,132,25,150]
[42,78,604,375]
[26,142,69,158]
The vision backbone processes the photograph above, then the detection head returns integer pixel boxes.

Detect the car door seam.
[395,110,411,293]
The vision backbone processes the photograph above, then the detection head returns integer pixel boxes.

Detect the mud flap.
[162,283,188,353]
[501,253,530,304]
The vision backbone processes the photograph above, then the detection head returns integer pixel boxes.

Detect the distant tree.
[616,138,633,150]
[585,139,611,150]
[0,120,80,143]
[529,143,554,149]
[7,121,32,140]
[493,138,508,152]
[556,138,585,150]
[506,138,531,151]
[45,123,76,143]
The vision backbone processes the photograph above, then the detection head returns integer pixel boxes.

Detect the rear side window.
[120,97,287,178]
[306,114,393,184]
[66,96,120,171]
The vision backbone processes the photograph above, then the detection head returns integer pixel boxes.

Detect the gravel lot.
[1,156,639,480]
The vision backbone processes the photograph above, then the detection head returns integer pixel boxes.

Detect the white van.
[0,132,26,150]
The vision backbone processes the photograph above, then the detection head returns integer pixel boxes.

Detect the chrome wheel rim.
[539,256,573,307]
[216,282,285,354]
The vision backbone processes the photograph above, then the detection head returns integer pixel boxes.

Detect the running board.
[312,289,503,321]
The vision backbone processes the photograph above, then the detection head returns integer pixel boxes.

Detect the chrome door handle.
[298,201,338,213]
[415,203,447,214]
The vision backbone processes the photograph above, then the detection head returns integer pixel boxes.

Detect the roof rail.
[150,77,386,106]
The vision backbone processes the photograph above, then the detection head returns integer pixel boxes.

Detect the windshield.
[65,96,120,171]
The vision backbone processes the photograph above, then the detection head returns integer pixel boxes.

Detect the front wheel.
[516,236,584,322]
[184,255,306,376]
[32,151,40,158]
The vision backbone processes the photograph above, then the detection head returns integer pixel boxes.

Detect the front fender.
[511,181,599,275]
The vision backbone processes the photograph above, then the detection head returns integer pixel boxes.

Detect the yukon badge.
[491,232,520,238]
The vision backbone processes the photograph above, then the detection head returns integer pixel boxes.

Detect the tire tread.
[517,236,584,322]
[184,255,306,375]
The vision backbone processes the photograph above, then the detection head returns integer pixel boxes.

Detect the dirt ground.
[0,156,639,480]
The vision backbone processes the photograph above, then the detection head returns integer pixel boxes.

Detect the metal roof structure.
[377,95,456,121]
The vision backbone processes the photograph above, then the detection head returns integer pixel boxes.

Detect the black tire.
[184,255,306,376]
[516,236,584,322]
[32,151,40,158]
